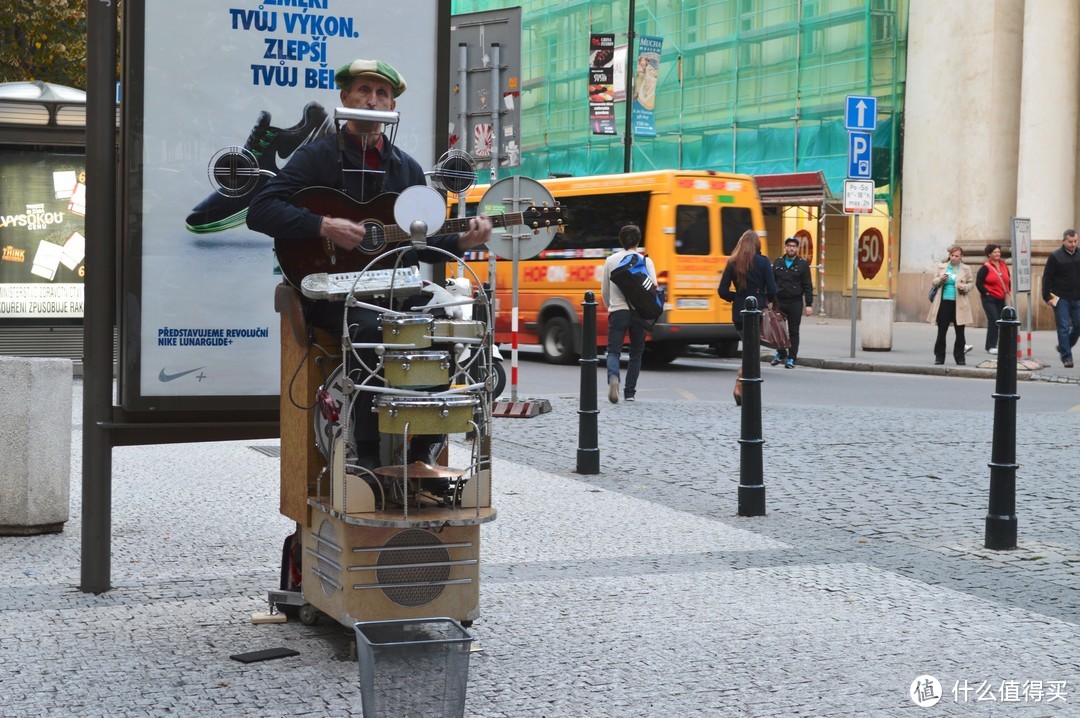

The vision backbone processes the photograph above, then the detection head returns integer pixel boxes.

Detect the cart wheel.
[460,620,473,628]
[298,603,320,626]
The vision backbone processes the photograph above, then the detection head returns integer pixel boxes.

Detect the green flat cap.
[334,59,407,96]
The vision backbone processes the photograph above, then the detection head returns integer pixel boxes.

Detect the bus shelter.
[0,81,92,366]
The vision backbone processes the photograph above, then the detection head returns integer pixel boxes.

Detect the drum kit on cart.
[269,172,560,630]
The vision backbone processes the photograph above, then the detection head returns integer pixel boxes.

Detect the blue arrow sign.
[845,95,877,131]
[848,131,872,179]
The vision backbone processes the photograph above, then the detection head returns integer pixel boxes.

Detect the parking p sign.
[848,131,872,179]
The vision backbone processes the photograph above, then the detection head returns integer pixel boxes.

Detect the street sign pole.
[851,214,859,358]
[844,95,877,360]
[1011,217,1033,360]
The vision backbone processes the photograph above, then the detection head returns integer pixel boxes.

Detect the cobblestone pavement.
[0,379,1076,717]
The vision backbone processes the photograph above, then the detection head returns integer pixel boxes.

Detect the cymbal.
[374,462,464,480]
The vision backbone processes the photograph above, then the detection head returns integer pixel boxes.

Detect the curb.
[760,353,1079,384]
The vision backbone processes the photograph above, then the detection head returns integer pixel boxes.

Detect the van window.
[721,206,754,254]
[675,205,710,255]
[546,191,650,252]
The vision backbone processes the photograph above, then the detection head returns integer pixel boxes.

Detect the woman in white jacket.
[927,244,975,365]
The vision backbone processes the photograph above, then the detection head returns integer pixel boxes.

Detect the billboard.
[0,148,86,321]
[122,0,449,413]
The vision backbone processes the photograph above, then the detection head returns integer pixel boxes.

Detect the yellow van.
[448,170,766,363]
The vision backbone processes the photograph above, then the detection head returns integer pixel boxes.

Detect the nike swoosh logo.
[158,367,205,382]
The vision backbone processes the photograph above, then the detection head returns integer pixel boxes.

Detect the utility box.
[0,356,72,535]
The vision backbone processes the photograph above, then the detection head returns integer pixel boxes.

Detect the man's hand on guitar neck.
[457,214,492,251]
[320,215,368,251]
[319,212,490,253]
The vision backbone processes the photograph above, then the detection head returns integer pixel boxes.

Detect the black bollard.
[576,291,600,474]
[985,306,1020,550]
[738,296,766,516]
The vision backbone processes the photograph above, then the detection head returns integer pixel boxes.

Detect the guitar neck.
[377,212,525,244]
[443,213,525,234]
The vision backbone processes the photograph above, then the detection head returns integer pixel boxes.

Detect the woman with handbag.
[718,230,778,405]
[927,244,975,365]
[975,243,1012,354]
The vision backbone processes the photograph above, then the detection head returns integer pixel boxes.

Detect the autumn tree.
[1,0,88,90]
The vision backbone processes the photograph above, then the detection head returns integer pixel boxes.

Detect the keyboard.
[300,266,424,301]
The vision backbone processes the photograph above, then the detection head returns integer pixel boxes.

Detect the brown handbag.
[760,304,790,350]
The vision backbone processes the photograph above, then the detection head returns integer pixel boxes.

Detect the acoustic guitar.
[274,186,565,287]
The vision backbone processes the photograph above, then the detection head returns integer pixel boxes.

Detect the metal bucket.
[374,395,479,434]
[379,313,432,348]
[383,351,450,389]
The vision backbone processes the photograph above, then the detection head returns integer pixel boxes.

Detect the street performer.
[247,57,492,468]
[770,236,814,368]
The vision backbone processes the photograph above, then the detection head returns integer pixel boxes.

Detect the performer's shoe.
[186,102,327,234]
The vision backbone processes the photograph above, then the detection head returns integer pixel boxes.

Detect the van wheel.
[714,339,740,358]
[541,317,577,364]
[466,357,507,398]
[644,344,681,366]
[490,360,507,398]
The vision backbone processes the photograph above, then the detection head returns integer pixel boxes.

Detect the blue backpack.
[609,252,665,320]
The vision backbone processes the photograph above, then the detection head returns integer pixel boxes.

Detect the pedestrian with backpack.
[602,224,656,403]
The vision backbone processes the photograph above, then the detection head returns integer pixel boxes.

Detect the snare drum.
[374,395,480,434]
[379,313,432,348]
[383,350,451,388]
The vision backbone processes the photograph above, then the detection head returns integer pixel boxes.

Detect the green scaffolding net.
[450,0,906,196]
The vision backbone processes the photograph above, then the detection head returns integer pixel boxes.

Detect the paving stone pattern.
[0,383,1075,717]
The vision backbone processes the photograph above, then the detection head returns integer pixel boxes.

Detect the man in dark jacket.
[247,58,491,465]
[1042,228,1080,368]
[770,236,814,368]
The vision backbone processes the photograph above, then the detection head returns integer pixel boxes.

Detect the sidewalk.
[1,328,1076,716]
[774,314,1080,384]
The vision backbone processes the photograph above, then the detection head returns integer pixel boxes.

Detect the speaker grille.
[315,519,342,596]
[376,529,450,607]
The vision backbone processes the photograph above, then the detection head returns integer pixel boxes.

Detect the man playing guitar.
[247,57,492,469]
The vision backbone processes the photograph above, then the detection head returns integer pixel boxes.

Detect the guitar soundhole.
[360,222,386,253]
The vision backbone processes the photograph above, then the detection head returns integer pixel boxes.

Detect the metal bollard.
[576,291,600,474]
[738,296,766,516]
[985,306,1020,550]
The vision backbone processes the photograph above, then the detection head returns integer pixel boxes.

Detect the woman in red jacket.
[975,243,1012,355]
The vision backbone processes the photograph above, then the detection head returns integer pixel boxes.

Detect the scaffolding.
[450,0,906,198]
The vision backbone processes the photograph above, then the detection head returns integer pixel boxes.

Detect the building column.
[1015,0,1080,242]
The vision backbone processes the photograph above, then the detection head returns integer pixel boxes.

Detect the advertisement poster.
[631,36,663,138]
[133,0,441,403]
[588,33,616,135]
[0,150,86,320]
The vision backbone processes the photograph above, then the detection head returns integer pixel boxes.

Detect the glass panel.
[721,206,753,255]
[675,205,710,255]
